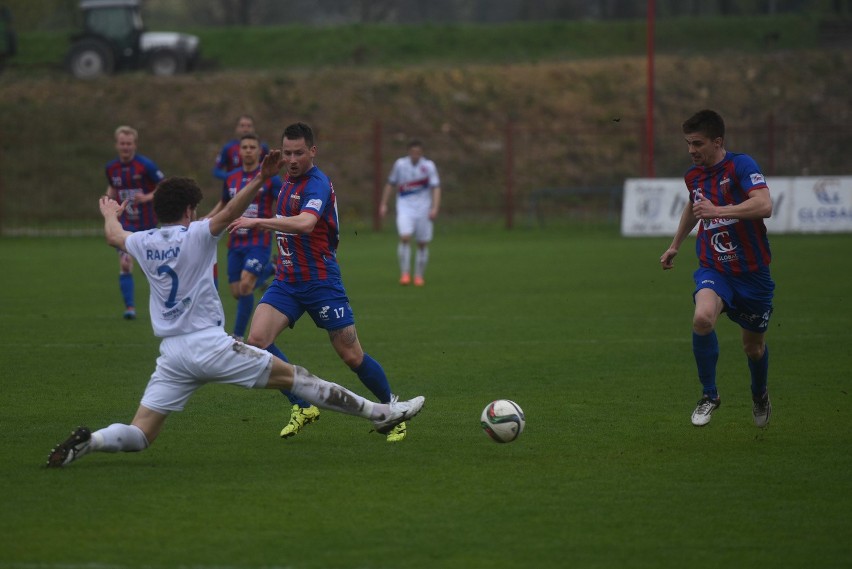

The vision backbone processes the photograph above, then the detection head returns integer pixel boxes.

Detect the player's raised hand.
[259,149,284,179]
[99,195,128,218]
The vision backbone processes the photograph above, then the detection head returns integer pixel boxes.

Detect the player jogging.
[204,134,279,340]
[660,109,774,428]
[379,139,442,286]
[105,125,165,320]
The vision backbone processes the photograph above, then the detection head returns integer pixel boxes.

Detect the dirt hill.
[0,50,850,231]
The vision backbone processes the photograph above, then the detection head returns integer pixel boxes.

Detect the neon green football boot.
[385,421,407,442]
[280,404,320,438]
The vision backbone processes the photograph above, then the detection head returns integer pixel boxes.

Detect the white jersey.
[387,156,440,217]
[124,219,225,338]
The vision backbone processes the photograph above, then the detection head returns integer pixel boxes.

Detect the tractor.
[66,0,200,79]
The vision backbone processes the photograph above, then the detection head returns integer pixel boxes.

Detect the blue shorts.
[227,246,271,284]
[693,267,775,333]
[259,279,355,331]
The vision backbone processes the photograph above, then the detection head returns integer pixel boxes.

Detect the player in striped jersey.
[660,110,774,428]
[228,122,412,442]
[204,134,279,341]
[105,125,165,320]
[379,139,442,286]
[212,114,270,181]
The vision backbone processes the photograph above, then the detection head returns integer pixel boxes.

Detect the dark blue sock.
[353,353,392,403]
[234,294,254,337]
[119,273,134,308]
[693,331,719,399]
[749,344,769,399]
[266,343,310,408]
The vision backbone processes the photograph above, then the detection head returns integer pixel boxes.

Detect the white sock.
[415,247,429,278]
[291,365,387,420]
[398,242,411,275]
[91,423,149,453]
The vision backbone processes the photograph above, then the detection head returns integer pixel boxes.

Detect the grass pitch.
[0,226,849,569]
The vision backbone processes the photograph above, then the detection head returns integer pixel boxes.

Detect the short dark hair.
[282,122,314,147]
[682,109,725,140]
[239,133,260,143]
[153,177,204,223]
[408,139,423,149]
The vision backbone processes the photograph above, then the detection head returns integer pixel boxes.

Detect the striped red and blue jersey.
[274,166,341,283]
[213,139,271,180]
[105,154,164,232]
[222,167,282,249]
[685,151,772,274]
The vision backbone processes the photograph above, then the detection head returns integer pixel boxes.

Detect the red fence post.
[645,0,656,178]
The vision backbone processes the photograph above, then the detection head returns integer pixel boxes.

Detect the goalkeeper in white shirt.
[47,149,424,468]
[380,139,442,287]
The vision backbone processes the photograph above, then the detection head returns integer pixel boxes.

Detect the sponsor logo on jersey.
[306,198,323,210]
[750,173,765,185]
[711,230,737,255]
[702,217,738,230]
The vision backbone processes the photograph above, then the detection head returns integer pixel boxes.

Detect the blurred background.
[0,0,850,234]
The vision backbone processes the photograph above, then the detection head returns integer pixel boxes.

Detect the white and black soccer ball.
[480,399,525,443]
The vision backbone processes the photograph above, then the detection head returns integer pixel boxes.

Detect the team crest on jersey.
[289,193,301,209]
[719,177,731,196]
[306,198,323,210]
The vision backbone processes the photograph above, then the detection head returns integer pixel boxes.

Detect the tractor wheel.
[146,49,186,76]
[66,39,115,79]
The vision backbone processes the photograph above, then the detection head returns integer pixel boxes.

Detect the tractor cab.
[66,0,199,79]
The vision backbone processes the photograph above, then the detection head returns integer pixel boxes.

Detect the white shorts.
[396,212,433,243]
[141,327,273,414]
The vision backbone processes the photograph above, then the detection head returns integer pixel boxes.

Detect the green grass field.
[0,226,850,568]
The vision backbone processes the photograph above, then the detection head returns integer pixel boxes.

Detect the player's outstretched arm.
[99,196,132,250]
[209,150,283,236]
[661,202,698,270]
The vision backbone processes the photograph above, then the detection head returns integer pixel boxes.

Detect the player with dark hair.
[229,122,413,442]
[105,125,165,320]
[46,154,424,468]
[204,134,279,341]
[379,139,442,286]
[660,109,774,428]
[212,114,270,181]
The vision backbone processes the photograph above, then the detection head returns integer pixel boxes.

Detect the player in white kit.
[380,139,441,286]
[46,150,425,468]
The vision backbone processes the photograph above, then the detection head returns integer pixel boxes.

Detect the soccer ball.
[480,399,525,443]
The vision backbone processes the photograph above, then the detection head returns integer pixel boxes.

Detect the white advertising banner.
[620,178,692,237]
[621,176,850,236]
[788,177,852,233]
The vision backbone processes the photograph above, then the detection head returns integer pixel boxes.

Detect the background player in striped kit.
[204,134,278,341]
[105,125,165,320]
[659,109,774,428]
[379,139,442,286]
[212,114,270,181]
[229,122,412,442]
